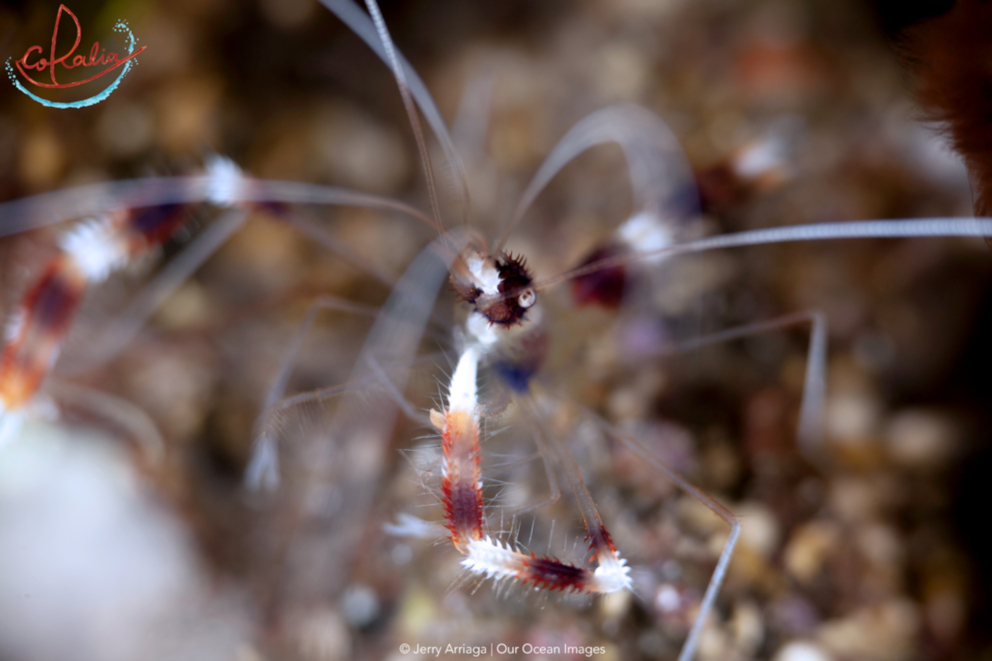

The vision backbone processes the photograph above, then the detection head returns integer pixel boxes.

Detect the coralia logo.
[5,4,146,109]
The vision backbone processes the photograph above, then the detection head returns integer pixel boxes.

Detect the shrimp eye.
[518,289,536,308]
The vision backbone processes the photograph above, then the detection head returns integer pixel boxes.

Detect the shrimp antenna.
[528,217,992,293]
[360,0,442,232]
[496,104,698,254]
[320,0,472,232]
[0,173,440,239]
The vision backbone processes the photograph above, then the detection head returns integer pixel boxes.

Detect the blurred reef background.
[0,1,990,660]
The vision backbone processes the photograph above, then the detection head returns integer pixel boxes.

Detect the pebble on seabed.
[884,409,959,469]
[774,641,834,661]
[817,599,921,661]
[291,607,352,661]
[736,501,781,558]
[731,601,765,657]
[783,520,840,585]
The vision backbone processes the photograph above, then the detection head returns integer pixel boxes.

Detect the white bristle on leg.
[592,553,633,593]
[58,216,130,283]
[204,155,246,208]
[461,536,525,583]
[617,211,673,260]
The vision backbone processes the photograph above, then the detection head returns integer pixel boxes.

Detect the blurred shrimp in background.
[0,1,990,660]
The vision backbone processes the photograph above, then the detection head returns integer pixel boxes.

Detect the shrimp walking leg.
[650,310,828,459]
[70,208,250,373]
[588,413,741,661]
[245,295,381,491]
[504,426,562,520]
[43,379,166,464]
[275,232,465,602]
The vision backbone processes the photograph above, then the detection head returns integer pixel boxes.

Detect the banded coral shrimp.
[229,2,992,660]
[2,0,991,660]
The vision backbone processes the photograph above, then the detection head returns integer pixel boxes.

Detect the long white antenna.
[320,0,472,228]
